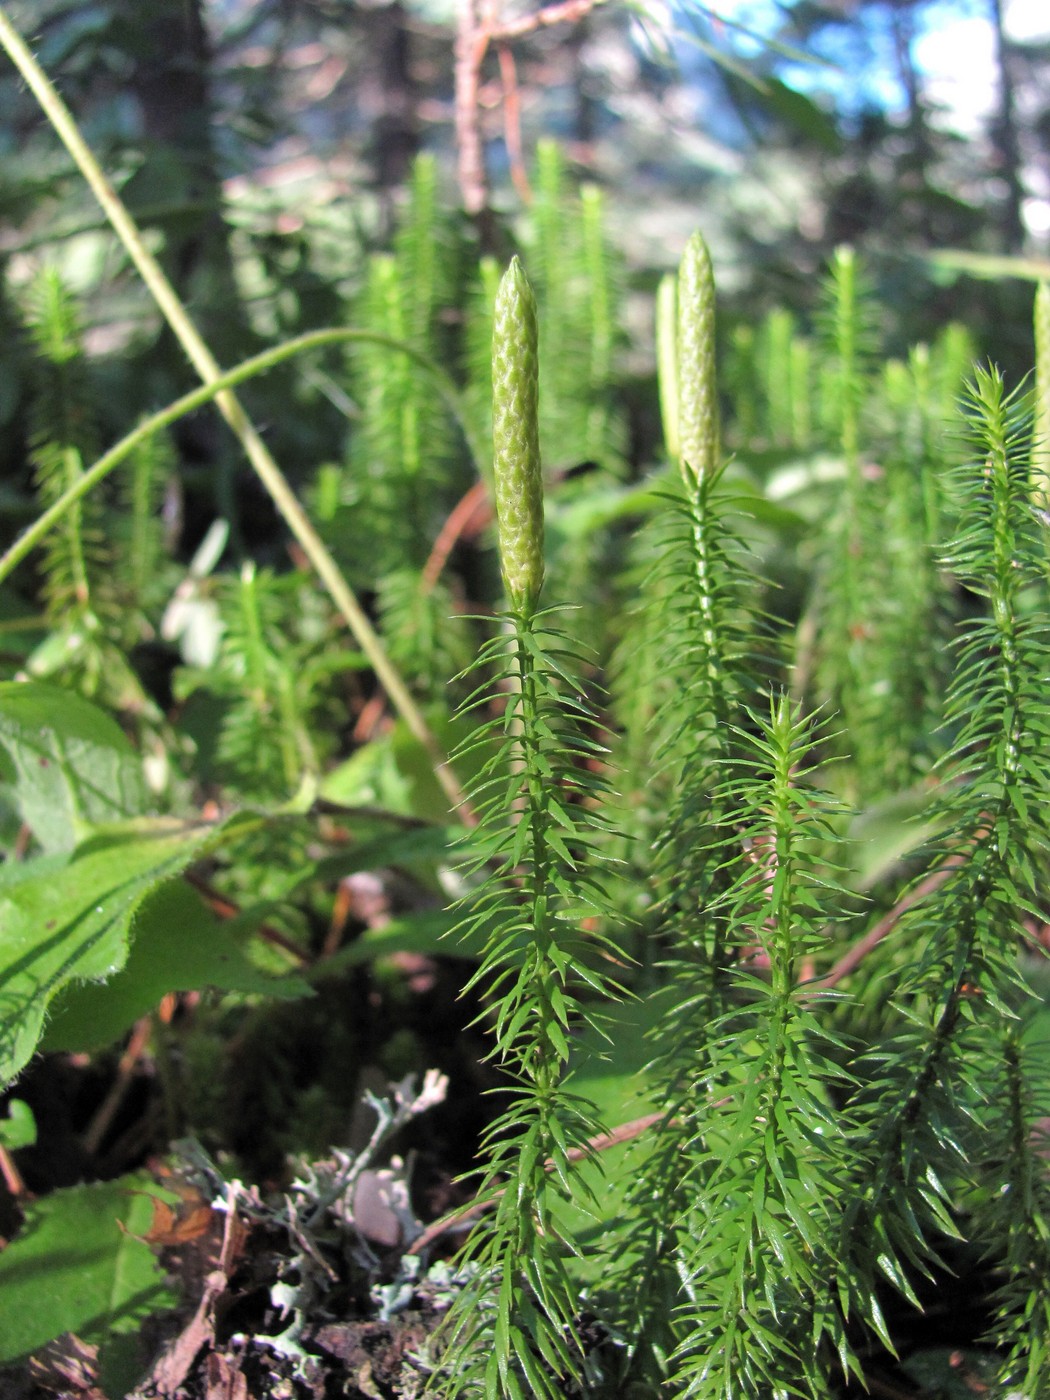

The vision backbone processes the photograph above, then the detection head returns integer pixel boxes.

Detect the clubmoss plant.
[345,237,458,581]
[433,256,623,1398]
[867,340,959,784]
[18,268,159,713]
[810,246,882,787]
[112,428,176,633]
[527,141,626,481]
[832,368,1050,1387]
[377,567,474,706]
[676,233,720,484]
[610,231,767,1386]
[23,268,104,638]
[973,1023,1050,1393]
[490,258,545,614]
[724,306,816,453]
[579,183,619,467]
[669,698,857,1398]
[602,250,1050,1396]
[212,563,322,801]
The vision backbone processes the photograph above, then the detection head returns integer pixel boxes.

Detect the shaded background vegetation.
[3,0,1048,508]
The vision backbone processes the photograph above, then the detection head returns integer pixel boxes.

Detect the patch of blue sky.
[664,0,1044,132]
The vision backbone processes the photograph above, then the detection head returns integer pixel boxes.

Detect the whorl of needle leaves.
[677,232,719,481]
[492,256,544,613]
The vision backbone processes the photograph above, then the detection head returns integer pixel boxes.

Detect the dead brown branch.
[489,0,604,43]
[0,1142,26,1199]
[813,853,966,993]
[455,0,490,216]
[185,871,310,966]
[454,0,603,215]
[82,1015,154,1157]
[497,42,532,203]
[406,1109,665,1256]
[421,478,491,592]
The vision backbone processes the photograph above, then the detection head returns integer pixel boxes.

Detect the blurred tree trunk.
[360,1,420,193]
[988,0,1026,251]
[885,0,940,244]
[118,0,239,299]
[886,1,930,167]
[567,15,598,146]
[114,0,256,538]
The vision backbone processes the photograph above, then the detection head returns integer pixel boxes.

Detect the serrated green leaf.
[0,682,148,853]
[0,1173,177,1363]
[0,816,248,1087]
[41,878,313,1054]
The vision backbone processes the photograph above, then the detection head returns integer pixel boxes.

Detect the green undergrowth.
[0,23,1049,1393]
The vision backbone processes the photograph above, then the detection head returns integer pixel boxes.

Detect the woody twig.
[406,1108,664,1256]
[454,0,604,216]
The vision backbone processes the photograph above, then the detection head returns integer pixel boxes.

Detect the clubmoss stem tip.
[677,232,719,482]
[492,256,545,613]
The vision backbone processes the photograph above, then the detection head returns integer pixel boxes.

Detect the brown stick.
[496,43,532,204]
[185,871,310,966]
[406,1109,665,1256]
[352,690,390,743]
[453,0,603,215]
[83,1015,154,1156]
[813,853,966,993]
[0,1142,26,1198]
[421,478,491,592]
[455,0,490,216]
[489,0,603,43]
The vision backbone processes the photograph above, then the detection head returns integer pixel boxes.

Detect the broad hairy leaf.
[0,1173,176,1363]
[0,681,148,853]
[41,876,313,1054]
[0,813,257,1087]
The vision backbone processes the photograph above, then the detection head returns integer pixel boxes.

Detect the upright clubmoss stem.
[491,257,559,1100]
[517,627,559,1106]
[492,257,545,615]
[438,254,607,1397]
[827,248,864,606]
